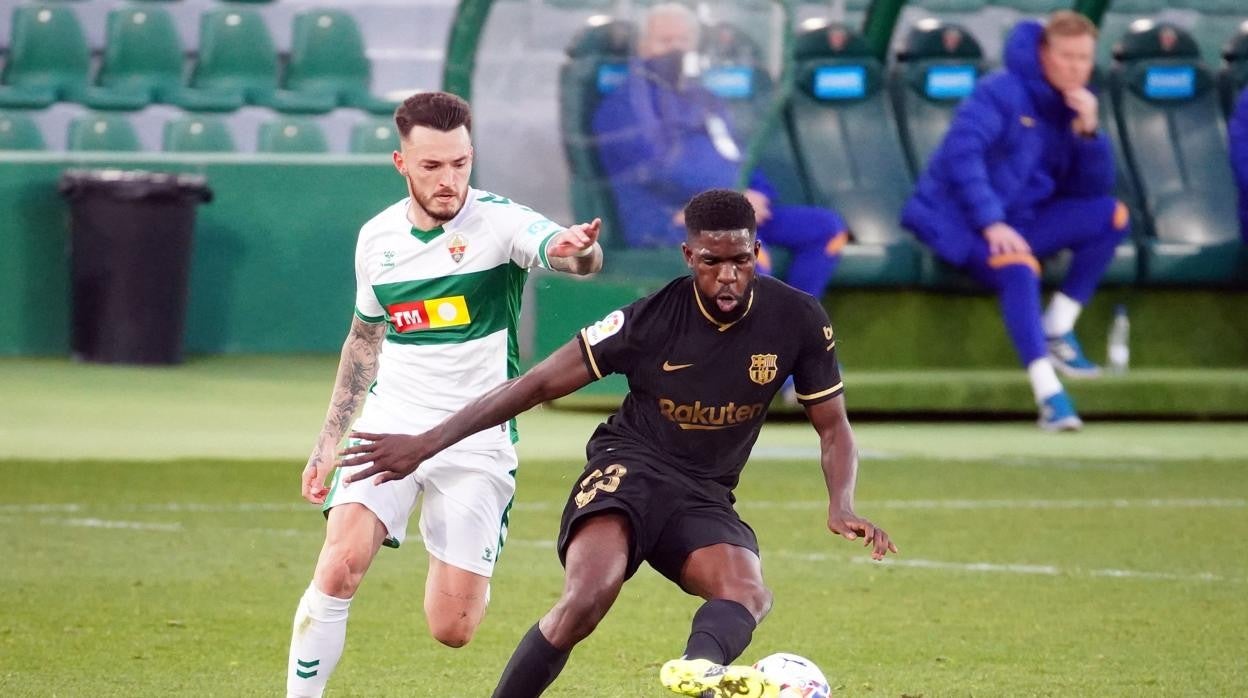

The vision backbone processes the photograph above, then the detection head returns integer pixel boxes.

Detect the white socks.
[1028,358,1063,403]
[287,583,352,698]
[1042,292,1082,338]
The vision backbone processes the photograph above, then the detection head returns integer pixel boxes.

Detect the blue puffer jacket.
[592,61,776,247]
[1229,87,1248,238]
[901,20,1116,265]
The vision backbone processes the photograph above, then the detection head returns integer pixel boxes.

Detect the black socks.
[682,599,758,665]
[491,623,572,698]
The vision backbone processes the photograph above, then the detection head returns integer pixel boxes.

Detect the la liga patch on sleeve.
[584,310,625,346]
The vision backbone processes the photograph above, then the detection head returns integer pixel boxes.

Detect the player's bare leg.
[424,555,491,647]
[660,543,777,698]
[492,512,631,698]
[287,503,388,698]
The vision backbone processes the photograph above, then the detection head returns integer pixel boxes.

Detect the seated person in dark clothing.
[593,2,848,299]
[1230,86,1248,240]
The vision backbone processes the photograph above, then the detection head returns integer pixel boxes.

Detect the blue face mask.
[643,50,688,87]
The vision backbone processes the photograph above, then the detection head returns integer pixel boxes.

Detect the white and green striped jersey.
[352,188,566,451]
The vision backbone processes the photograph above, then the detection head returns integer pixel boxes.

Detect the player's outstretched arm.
[301,316,385,504]
[340,339,595,485]
[806,396,898,560]
[546,218,603,275]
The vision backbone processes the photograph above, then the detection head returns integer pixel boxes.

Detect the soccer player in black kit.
[339,189,898,698]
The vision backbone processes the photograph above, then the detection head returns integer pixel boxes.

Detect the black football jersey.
[575,275,843,491]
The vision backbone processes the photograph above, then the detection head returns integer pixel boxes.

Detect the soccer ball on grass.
[752,652,831,698]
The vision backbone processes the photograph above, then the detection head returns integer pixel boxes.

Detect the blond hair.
[1043,10,1098,43]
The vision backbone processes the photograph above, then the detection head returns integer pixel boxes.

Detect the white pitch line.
[773,550,1241,584]
[20,517,1240,585]
[48,517,183,532]
[0,503,83,513]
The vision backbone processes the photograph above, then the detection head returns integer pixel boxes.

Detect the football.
[752,652,831,698]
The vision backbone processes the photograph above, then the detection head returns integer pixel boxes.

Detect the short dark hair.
[394,91,472,139]
[683,189,757,239]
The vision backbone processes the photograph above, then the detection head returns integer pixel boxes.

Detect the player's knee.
[314,546,367,598]
[429,619,476,649]
[731,582,773,620]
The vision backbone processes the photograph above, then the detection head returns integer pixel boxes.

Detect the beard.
[407,174,466,224]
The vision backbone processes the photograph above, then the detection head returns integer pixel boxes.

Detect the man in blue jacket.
[902,11,1130,431]
[1229,87,1248,240]
[593,3,849,300]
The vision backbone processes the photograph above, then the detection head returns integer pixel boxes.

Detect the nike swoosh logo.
[662,361,694,372]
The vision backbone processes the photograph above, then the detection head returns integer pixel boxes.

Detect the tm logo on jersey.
[387,296,471,333]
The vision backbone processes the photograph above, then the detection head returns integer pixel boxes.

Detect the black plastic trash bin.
[59,169,212,364]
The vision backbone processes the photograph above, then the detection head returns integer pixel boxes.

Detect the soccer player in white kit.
[286,92,603,698]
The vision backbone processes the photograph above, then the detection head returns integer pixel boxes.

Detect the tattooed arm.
[301,316,386,504]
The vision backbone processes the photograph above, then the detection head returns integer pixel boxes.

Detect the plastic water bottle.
[1107,304,1130,375]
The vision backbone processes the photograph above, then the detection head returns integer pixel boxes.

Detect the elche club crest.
[448,232,467,263]
[749,354,778,385]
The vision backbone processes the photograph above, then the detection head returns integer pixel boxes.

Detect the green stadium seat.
[0,110,46,150]
[890,20,985,177]
[786,23,921,285]
[286,10,397,114]
[257,118,329,153]
[558,17,633,250]
[1094,0,1168,67]
[98,8,182,101]
[1111,21,1247,285]
[1218,23,1248,117]
[702,21,810,207]
[1169,0,1248,67]
[0,4,148,110]
[67,113,142,151]
[162,115,235,153]
[98,7,244,112]
[191,8,335,114]
[349,118,398,154]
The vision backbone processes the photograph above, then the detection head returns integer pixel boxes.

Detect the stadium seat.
[98,7,245,112]
[702,21,810,207]
[191,8,335,114]
[1170,0,1248,67]
[557,17,633,249]
[0,4,148,110]
[286,10,398,114]
[786,23,922,285]
[890,20,985,178]
[0,110,46,150]
[1095,0,1168,67]
[349,118,398,154]
[1218,23,1248,117]
[257,118,329,153]
[162,115,235,153]
[67,113,142,151]
[1111,21,1246,285]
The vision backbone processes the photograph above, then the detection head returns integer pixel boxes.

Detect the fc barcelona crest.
[448,233,467,263]
[748,354,778,386]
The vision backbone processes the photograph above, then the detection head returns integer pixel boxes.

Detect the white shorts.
[323,443,517,577]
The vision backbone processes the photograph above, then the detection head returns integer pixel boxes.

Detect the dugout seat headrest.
[793,22,873,61]
[1113,20,1201,62]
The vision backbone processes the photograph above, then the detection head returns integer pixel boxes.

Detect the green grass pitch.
[1,357,1246,696]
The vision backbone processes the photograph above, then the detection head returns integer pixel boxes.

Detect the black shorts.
[555,445,759,590]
